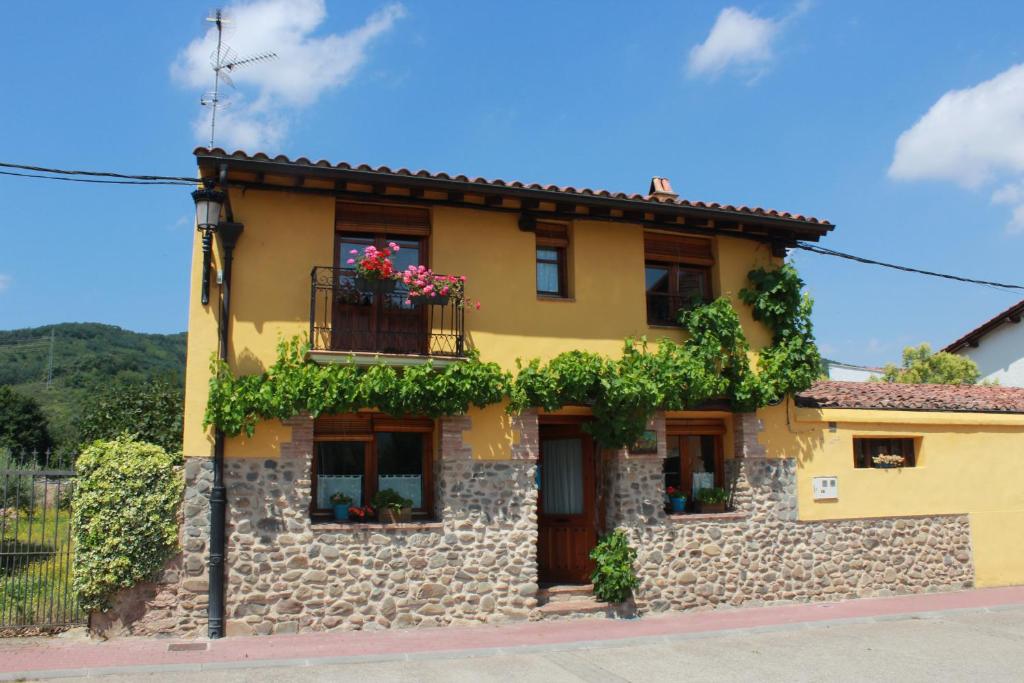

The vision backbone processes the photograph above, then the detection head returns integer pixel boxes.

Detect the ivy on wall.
[205,264,820,449]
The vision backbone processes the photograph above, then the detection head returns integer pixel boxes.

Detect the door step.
[537,583,596,604]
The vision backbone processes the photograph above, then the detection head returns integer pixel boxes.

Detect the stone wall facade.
[97,410,974,637]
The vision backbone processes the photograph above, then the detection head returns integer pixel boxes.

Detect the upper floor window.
[853,437,916,469]
[535,222,570,298]
[644,233,713,326]
[312,413,435,521]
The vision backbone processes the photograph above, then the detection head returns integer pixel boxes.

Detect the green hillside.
[0,323,187,451]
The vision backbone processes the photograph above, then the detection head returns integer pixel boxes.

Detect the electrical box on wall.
[812,476,838,501]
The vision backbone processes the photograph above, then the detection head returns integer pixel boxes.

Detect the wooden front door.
[537,424,598,584]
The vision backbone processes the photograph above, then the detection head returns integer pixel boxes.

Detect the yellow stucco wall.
[183,190,779,458]
[762,403,1024,587]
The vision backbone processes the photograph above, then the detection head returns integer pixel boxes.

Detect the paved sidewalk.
[3,586,1024,681]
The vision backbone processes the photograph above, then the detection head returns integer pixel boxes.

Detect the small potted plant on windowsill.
[329,492,354,521]
[666,486,687,513]
[347,504,374,522]
[346,242,399,293]
[872,454,905,469]
[372,488,413,524]
[695,486,728,514]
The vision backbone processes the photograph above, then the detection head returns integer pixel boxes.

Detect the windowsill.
[666,510,747,522]
[537,295,575,302]
[647,323,683,330]
[311,520,443,532]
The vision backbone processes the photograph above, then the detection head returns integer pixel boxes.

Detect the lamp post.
[192,181,226,306]
[190,179,236,639]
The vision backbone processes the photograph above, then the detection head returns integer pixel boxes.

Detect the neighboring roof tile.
[796,380,1024,414]
[193,147,832,228]
[942,299,1024,353]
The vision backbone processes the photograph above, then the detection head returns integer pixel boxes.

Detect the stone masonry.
[609,413,974,614]
[97,409,974,636]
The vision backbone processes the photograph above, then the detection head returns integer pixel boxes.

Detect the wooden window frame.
[663,419,726,505]
[853,437,917,469]
[643,233,714,326]
[311,414,435,520]
[535,221,570,298]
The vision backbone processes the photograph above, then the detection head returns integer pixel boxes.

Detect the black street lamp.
[192,181,226,306]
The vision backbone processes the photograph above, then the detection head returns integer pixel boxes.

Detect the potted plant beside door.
[666,486,687,513]
[372,488,413,524]
[346,242,399,293]
[695,486,728,514]
[329,492,353,521]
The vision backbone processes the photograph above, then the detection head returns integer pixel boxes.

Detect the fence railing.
[0,449,82,633]
[309,266,466,358]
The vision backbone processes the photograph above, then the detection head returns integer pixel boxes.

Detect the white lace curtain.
[542,438,582,515]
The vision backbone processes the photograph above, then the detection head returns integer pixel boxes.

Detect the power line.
[0,170,192,186]
[0,161,196,183]
[794,243,1024,292]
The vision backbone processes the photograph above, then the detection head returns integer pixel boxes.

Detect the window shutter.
[314,413,373,437]
[535,221,569,248]
[665,418,726,436]
[644,233,714,266]
[336,202,430,236]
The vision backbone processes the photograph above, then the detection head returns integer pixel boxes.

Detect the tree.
[0,386,54,458]
[878,344,981,385]
[75,380,184,453]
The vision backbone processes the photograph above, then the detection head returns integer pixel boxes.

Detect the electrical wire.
[2,158,1022,293]
[794,243,1024,292]
[0,161,196,183]
[0,170,193,186]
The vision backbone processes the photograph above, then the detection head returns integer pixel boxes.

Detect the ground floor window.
[853,437,916,468]
[662,419,725,510]
[312,414,434,519]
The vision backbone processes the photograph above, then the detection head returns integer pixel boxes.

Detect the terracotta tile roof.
[193,147,833,229]
[796,380,1024,414]
[942,299,1024,353]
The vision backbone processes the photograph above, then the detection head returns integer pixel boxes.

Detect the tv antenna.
[201,9,277,148]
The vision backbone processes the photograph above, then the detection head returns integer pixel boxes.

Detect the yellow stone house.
[102,147,1024,637]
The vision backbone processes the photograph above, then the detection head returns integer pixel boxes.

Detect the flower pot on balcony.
[418,293,451,307]
[355,276,397,294]
[378,506,413,524]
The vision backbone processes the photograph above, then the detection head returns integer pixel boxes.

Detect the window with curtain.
[541,438,583,515]
[312,414,434,519]
[535,222,569,298]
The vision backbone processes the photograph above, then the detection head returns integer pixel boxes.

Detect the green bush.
[589,529,639,603]
[72,435,183,612]
[75,380,184,453]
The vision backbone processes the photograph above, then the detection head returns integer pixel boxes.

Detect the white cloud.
[889,64,1024,233]
[686,3,809,80]
[0,274,10,293]
[172,0,405,150]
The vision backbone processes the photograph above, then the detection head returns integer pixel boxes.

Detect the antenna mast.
[201,9,277,147]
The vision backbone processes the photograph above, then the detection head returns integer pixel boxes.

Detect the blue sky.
[2,0,1024,366]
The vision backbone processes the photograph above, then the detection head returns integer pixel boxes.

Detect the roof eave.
[194,149,834,241]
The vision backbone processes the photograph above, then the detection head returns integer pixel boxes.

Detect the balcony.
[309,266,466,364]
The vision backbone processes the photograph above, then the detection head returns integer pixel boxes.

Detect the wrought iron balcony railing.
[309,266,466,358]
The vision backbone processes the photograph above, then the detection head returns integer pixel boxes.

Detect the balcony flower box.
[400,265,465,307]
[347,242,400,294]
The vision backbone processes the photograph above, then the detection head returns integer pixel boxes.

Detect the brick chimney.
[648,176,678,201]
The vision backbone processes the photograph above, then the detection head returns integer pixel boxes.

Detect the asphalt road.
[42,605,1024,682]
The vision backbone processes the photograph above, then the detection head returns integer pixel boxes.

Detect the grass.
[0,502,82,629]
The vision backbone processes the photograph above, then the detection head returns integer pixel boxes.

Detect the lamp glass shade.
[192,187,226,229]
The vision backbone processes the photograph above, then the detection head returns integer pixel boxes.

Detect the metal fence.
[0,450,82,633]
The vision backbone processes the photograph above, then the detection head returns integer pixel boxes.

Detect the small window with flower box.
[312,414,434,522]
[853,437,916,469]
[662,418,726,513]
